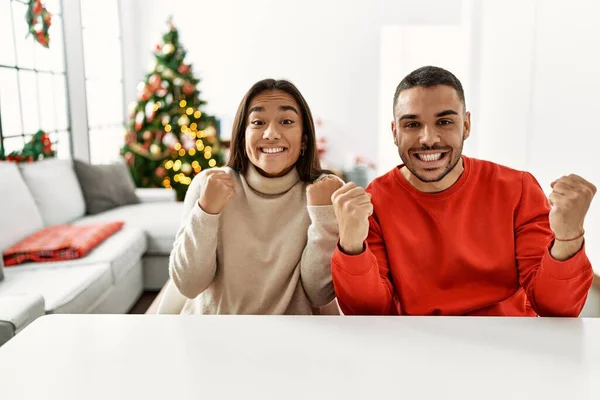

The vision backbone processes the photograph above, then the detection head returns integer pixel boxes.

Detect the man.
[331,66,596,317]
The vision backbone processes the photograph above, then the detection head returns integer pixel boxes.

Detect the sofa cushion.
[73,159,140,215]
[0,293,45,333]
[0,162,44,253]
[6,227,147,285]
[76,202,183,255]
[1,263,113,313]
[19,159,86,226]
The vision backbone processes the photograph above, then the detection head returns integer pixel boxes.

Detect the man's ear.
[391,121,398,146]
[463,111,471,141]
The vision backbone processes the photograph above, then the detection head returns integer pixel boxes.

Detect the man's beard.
[399,140,464,183]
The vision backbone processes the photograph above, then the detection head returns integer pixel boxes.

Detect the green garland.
[26,0,52,47]
[1,130,55,163]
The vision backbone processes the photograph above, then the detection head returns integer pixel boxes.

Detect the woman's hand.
[198,170,236,214]
[306,176,343,206]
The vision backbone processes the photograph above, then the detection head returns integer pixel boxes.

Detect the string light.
[174,143,181,151]
[194,167,201,174]
[196,140,204,151]
[205,146,212,153]
[196,131,204,139]
[181,126,188,133]
[190,123,198,130]
[165,160,174,169]
[194,111,201,118]
[191,161,200,168]
[186,107,193,115]
[165,124,172,132]
[174,174,180,182]
[179,149,186,157]
[208,159,216,167]
[179,100,187,108]
[173,160,182,171]
[204,152,211,160]
[189,148,196,156]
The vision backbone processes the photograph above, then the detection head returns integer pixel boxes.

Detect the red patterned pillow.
[2,222,124,266]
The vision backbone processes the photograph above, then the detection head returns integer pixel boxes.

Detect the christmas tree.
[122,18,224,201]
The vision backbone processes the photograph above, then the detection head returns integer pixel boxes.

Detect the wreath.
[26,0,52,47]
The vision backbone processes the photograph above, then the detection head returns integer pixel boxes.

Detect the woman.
[157,78,342,315]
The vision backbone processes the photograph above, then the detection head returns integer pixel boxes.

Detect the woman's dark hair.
[226,79,324,182]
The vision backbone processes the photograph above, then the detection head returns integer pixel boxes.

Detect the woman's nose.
[263,123,281,140]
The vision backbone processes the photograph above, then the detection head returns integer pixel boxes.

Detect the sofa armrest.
[135,188,177,203]
[0,293,45,346]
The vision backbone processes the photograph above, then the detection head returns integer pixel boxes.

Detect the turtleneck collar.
[244,163,301,195]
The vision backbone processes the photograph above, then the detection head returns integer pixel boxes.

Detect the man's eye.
[281,119,294,125]
[405,122,420,128]
[438,119,452,126]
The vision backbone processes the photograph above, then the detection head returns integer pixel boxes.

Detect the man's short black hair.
[393,66,465,116]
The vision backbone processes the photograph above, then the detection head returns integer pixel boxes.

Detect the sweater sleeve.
[515,172,594,317]
[299,205,339,307]
[331,212,395,315]
[169,171,220,299]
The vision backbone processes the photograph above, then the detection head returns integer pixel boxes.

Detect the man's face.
[392,85,470,183]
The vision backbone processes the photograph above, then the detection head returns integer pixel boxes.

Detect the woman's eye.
[281,119,294,125]
[251,120,264,126]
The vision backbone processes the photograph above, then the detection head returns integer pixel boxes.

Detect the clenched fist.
[198,170,236,215]
[549,174,596,240]
[306,176,343,206]
[332,182,373,255]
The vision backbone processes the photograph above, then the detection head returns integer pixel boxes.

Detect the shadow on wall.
[581,279,600,317]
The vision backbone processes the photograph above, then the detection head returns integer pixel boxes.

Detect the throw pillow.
[74,159,140,215]
[2,222,124,266]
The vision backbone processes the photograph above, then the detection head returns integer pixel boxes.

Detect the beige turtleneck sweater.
[164,164,340,315]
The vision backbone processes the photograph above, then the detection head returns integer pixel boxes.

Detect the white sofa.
[0,159,183,346]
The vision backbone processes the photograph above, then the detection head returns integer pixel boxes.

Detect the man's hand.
[549,174,596,260]
[306,176,344,206]
[198,170,235,215]
[332,183,373,255]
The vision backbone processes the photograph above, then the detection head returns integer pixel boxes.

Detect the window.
[0,0,70,159]
[80,0,124,164]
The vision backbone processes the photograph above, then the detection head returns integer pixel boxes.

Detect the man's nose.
[419,125,440,147]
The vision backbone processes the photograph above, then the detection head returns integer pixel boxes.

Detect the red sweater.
[332,156,594,317]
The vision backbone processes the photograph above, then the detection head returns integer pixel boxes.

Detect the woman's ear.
[300,136,308,157]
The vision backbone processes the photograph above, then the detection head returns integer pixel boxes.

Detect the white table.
[0,315,599,399]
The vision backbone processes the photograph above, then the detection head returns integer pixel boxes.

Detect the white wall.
[476,0,600,276]
[582,284,600,317]
[123,0,462,170]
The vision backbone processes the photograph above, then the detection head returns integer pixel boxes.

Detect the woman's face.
[245,90,305,177]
